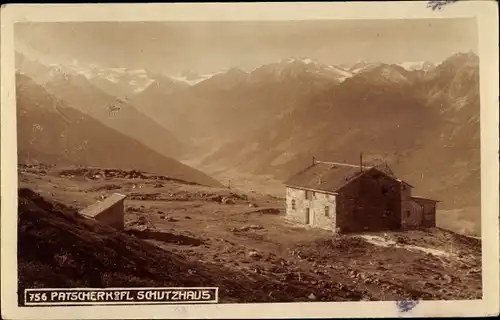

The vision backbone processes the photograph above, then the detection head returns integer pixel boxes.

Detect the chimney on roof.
[312,156,316,165]
[360,152,363,172]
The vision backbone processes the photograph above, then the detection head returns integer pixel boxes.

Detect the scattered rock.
[137,216,148,225]
[132,225,149,232]
[128,193,162,201]
[163,216,178,222]
[231,225,264,232]
[442,274,453,283]
[396,235,409,244]
[210,195,222,203]
[248,251,261,259]
[308,293,316,300]
[221,197,235,205]
[127,207,147,213]
[229,192,248,201]
[58,168,185,182]
[251,208,281,215]
[185,216,192,220]
[249,224,263,230]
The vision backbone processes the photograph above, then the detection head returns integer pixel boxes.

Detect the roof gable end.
[80,193,127,218]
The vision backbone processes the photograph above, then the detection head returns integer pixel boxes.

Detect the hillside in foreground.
[18,164,482,304]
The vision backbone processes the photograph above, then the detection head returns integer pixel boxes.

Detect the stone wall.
[285,187,308,224]
[285,186,336,230]
[308,191,336,230]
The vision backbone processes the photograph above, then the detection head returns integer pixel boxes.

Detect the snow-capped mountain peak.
[398,61,435,72]
[171,70,223,86]
[283,57,319,65]
[267,57,354,82]
[349,60,383,74]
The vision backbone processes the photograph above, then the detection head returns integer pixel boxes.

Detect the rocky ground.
[17,164,482,304]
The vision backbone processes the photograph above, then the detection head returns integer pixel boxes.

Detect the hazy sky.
[15,19,478,74]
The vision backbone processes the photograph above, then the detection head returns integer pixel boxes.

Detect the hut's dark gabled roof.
[284,162,375,193]
[411,196,440,203]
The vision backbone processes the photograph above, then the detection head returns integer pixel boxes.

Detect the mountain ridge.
[195,52,480,234]
[16,73,222,187]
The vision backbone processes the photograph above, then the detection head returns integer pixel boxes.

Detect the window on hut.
[325,206,330,217]
[291,199,296,210]
[305,190,312,200]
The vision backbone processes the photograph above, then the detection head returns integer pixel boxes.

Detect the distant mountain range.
[16,51,437,96]
[15,51,481,234]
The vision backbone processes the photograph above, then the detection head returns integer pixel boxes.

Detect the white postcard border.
[1,1,499,319]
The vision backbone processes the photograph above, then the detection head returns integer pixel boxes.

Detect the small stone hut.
[79,193,127,230]
[284,159,438,233]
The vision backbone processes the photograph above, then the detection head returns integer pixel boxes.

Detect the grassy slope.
[18,188,365,305]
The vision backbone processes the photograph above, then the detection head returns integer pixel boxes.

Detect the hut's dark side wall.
[336,169,402,233]
[95,202,125,231]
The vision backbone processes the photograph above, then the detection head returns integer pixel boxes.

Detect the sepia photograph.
[1,2,499,319]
